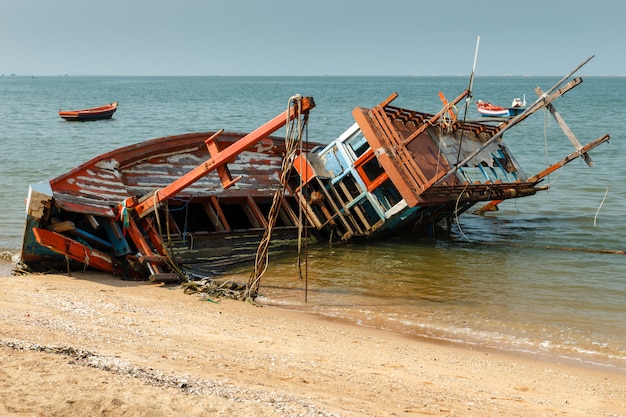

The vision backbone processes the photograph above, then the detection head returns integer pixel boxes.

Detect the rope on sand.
[180,278,247,301]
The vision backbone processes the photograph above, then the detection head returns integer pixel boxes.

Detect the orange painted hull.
[59,102,117,121]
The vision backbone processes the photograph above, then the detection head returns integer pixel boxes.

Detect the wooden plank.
[527,134,609,182]
[438,91,457,122]
[349,203,371,232]
[129,96,315,217]
[244,196,267,228]
[49,220,75,233]
[535,86,593,167]
[86,214,100,229]
[210,196,230,231]
[353,107,419,207]
[204,129,243,189]
[123,215,163,276]
[371,107,430,190]
[32,228,116,274]
[70,227,113,249]
[473,134,610,214]
[402,89,469,146]
[279,198,299,226]
[305,177,357,236]
[148,272,179,283]
[202,200,225,232]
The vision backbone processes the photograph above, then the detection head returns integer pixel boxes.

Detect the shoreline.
[255,282,626,377]
[303,308,626,375]
[1,271,625,416]
[4,257,624,376]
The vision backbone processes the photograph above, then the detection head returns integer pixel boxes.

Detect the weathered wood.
[205,129,243,189]
[148,273,179,283]
[528,134,610,182]
[244,196,267,228]
[402,89,470,146]
[438,91,458,122]
[210,196,230,231]
[128,96,315,218]
[49,220,75,233]
[32,228,117,275]
[473,134,610,214]
[138,254,182,264]
[435,77,583,186]
[535,86,592,167]
[86,214,100,229]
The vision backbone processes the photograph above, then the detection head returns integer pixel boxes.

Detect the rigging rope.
[540,107,564,189]
[244,95,307,301]
[449,52,477,240]
[594,186,610,227]
[594,156,612,226]
[153,191,187,281]
[439,103,458,131]
[454,182,471,243]
[295,120,310,303]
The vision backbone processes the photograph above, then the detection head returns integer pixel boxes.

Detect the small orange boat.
[59,102,117,121]
[476,98,525,117]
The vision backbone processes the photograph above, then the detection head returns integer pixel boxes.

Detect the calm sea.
[1,75,625,371]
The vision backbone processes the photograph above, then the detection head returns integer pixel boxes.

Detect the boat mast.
[452,36,480,178]
[468,35,480,101]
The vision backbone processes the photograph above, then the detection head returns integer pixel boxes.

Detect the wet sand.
[1,272,624,416]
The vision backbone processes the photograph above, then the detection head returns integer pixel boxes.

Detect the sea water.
[1,75,624,371]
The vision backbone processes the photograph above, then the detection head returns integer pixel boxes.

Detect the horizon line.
[2,73,625,78]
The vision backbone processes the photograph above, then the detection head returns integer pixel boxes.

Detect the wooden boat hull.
[20,130,318,277]
[21,80,609,281]
[59,102,117,121]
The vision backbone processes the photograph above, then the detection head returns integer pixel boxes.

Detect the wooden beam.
[473,134,610,214]
[535,87,592,167]
[33,228,116,274]
[127,96,315,218]
[527,134,610,182]
[401,89,470,146]
[49,220,75,233]
[205,129,243,188]
[435,78,583,186]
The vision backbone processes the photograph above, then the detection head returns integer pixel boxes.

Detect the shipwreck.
[19,57,610,291]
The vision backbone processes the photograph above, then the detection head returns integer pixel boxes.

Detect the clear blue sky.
[2,0,624,76]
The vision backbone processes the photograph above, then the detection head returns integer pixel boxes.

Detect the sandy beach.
[1,271,624,417]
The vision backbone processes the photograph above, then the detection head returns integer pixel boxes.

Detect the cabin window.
[349,198,381,230]
[372,179,402,211]
[345,132,370,159]
[355,151,388,192]
[334,173,362,203]
[360,155,385,182]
